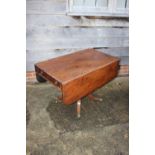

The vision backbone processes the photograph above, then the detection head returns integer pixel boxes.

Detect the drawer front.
[35,65,62,88]
[62,61,119,105]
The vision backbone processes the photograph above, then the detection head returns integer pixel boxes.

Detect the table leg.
[77,100,81,118]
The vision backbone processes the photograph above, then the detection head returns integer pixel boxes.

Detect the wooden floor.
[26,77,129,155]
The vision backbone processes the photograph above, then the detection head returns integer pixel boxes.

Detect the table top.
[35,49,119,84]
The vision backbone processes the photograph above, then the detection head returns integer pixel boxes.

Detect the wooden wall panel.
[73,0,84,6]
[26,0,66,15]
[27,37,128,50]
[117,0,126,8]
[96,0,108,7]
[27,15,129,27]
[84,0,95,6]
[26,0,129,72]
[27,27,128,38]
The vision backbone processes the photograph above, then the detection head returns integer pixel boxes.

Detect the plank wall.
[26,0,129,71]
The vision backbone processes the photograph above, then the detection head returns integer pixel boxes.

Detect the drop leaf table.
[35,48,120,118]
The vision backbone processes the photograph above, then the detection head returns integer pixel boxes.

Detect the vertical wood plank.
[26,0,66,15]
[126,0,129,8]
[116,0,126,8]
[84,0,96,6]
[96,0,108,7]
[73,0,84,6]
[108,0,116,13]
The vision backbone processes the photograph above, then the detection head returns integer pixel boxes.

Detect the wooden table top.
[35,48,119,84]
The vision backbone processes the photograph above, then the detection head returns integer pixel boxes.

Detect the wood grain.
[62,60,119,104]
[27,15,129,27]
[27,0,129,74]
[35,49,120,104]
[26,0,66,15]
[27,27,129,38]
[27,37,128,50]
[27,47,128,71]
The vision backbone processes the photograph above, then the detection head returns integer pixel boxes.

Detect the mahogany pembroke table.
[35,49,120,118]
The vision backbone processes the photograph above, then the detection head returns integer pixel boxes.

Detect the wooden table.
[35,49,120,118]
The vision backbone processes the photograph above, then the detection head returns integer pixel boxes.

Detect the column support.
[77,100,81,118]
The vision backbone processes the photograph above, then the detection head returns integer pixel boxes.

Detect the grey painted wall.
[26,0,129,71]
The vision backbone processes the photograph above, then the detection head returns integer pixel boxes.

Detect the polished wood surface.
[35,48,120,104]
